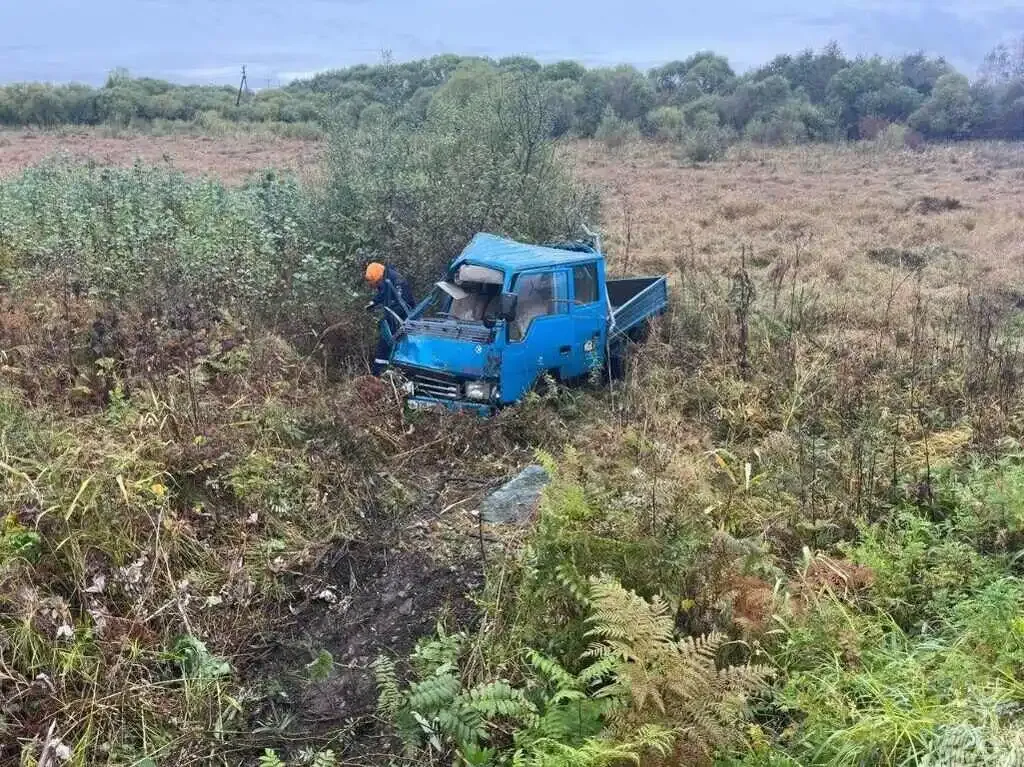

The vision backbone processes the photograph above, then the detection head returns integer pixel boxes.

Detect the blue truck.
[376,231,669,415]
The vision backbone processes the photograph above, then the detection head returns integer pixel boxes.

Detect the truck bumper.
[406,395,495,417]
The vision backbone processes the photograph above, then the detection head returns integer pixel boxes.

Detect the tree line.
[2,41,1023,147]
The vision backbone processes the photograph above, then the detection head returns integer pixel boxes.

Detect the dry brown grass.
[0,128,322,184]
[573,139,1024,321]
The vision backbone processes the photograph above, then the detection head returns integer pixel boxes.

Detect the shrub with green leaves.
[594,105,641,149]
[0,160,313,320]
[313,73,599,291]
[678,112,735,162]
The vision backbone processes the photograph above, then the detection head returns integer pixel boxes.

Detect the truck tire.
[532,370,560,396]
[626,318,652,344]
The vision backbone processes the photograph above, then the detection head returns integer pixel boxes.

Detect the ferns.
[586,576,676,655]
[585,576,771,757]
[372,460,772,764]
[467,680,537,721]
[435,704,488,749]
[512,725,675,767]
[371,654,400,717]
[527,650,578,693]
[373,636,541,762]
[554,561,592,608]
[258,749,336,767]
[922,723,1024,767]
[406,672,461,712]
[258,751,286,767]
[374,575,770,765]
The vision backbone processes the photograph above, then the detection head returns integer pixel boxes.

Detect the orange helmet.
[364,262,385,285]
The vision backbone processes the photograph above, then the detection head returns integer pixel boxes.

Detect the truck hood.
[392,332,499,378]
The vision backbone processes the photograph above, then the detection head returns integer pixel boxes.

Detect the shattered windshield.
[420,281,503,323]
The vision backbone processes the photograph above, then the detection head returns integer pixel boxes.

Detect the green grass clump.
[730,459,1024,766]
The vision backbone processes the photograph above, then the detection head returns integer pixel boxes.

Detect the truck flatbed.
[608,276,669,341]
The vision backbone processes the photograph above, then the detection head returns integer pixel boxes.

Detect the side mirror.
[498,293,518,322]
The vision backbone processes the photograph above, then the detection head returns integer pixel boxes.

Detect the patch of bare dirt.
[0,129,322,184]
[242,540,483,763]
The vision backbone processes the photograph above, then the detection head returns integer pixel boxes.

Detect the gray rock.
[480,464,550,525]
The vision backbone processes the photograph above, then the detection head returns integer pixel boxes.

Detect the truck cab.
[384,232,667,415]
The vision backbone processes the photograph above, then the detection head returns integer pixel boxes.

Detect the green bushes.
[0,74,330,129]
[0,161,312,319]
[680,121,735,163]
[647,105,685,142]
[910,73,979,138]
[313,78,598,290]
[4,41,1024,147]
[594,106,640,148]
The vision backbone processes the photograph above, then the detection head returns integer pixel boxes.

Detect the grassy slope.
[2,135,1024,765]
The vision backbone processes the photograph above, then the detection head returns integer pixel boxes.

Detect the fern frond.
[436,705,487,749]
[527,650,579,691]
[631,724,676,757]
[311,749,337,767]
[585,577,674,651]
[409,630,467,677]
[922,723,1024,767]
[258,750,286,767]
[550,688,587,705]
[372,654,402,717]
[576,655,619,688]
[582,575,770,756]
[555,562,592,607]
[466,680,538,723]
[407,672,461,713]
[532,700,601,742]
[458,742,498,767]
[513,723,675,767]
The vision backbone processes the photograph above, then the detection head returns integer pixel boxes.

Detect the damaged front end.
[390,365,499,416]
[388,326,503,417]
[383,265,511,416]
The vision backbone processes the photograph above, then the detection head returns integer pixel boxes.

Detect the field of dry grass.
[4,129,1021,307]
[576,140,1024,311]
[0,128,322,184]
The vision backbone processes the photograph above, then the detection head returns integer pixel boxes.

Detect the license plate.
[407,398,444,412]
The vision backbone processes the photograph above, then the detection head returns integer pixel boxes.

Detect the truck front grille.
[409,371,461,399]
[403,320,492,344]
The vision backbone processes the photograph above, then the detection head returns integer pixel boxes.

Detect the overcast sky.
[2,0,1022,86]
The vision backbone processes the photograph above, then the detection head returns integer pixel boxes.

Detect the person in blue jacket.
[364,262,415,375]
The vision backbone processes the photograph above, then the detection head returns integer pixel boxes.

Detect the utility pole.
[236,65,248,106]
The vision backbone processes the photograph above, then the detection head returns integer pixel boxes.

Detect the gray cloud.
[0,0,1019,84]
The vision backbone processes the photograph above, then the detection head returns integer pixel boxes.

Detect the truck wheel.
[626,318,652,344]
[532,370,559,396]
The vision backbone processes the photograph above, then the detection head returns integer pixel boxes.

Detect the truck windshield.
[421,282,503,323]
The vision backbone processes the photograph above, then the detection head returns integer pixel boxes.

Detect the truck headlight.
[464,381,493,401]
